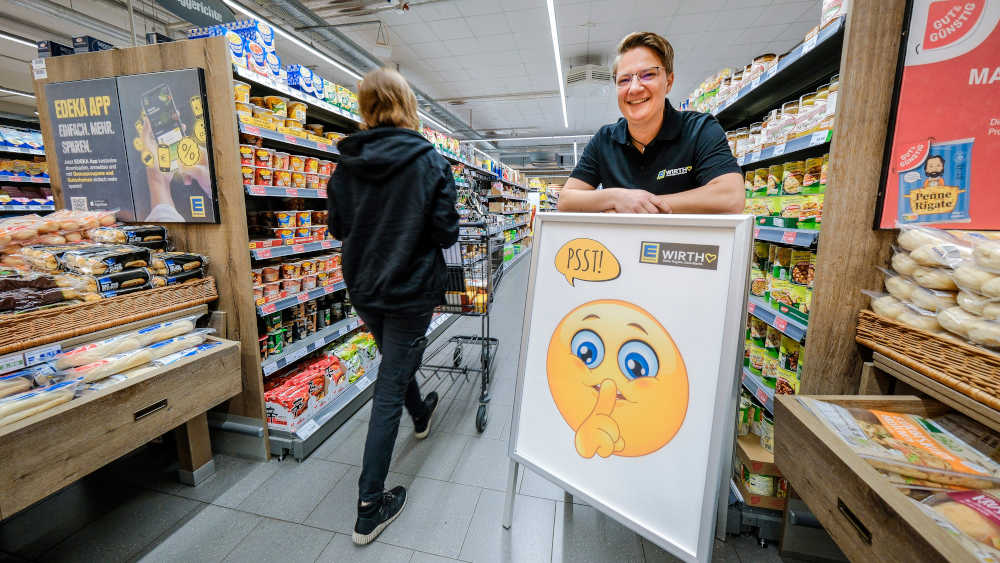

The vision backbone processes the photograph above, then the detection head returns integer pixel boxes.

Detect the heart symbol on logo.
[705,253,717,263]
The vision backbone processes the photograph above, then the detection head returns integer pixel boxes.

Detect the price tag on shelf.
[248,186,266,195]
[755,388,769,405]
[326,285,337,294]
[317,142,329,152]
[244,126,261,136]
[750,151,761,162]
[298,419,320,438]
[261,303,277,314]
[766,65,779,80]
[774,317,788,332]
[772,143,786,157]
[751,77,761,89]
[753,227,761,238]
[318,189,327,198]
[286,188,299,197]
[321,240,332,249]
[0,352,26,375]
[781,231,797,244]
[802,34,818,54]
[291,244,305,253]
[283,134,298,144]
[748,302,756,314]
[296,293,309,303]
[810,130,829,146]
[256,248,272,259]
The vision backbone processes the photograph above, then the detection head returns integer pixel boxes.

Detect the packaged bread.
[968,320,1000,349]
[0,377,81,426]
[0,373,32,399]
[133,314,201,346]
[938,306,980,338]
[863,290,908,319]
[54,269,151,293]
[982,278,1000,299]
[912,266,958,291]
[129,239,170,251]
[0,287,81,313]
[149,252,206,275]
[60,348,155,382]
[954,262,998,294]
[983,303,1000,321]
[0,272,58,292]
[153,340,222,366]
[897,225,958,252]
[801,397,1000,489]
[19,244,95,272]
[881,268,918,301]
[150,268,205,288]
[959,291,994,316]
[910,286,958,312]
[918,492,1000,562]
[55,333,142,369]
[87,225,167,244]
[898,304,942,333]
[891,250,920,277]
[146,329,213,359]
[59,245,150,275]
[911,242,972,269]
[973,239,1000,273]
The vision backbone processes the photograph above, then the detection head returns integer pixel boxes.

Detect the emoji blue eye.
[618,340,658,379]
[571,330,604,368]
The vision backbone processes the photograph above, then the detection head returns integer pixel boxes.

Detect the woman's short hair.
[358,67,421,131]
[612,32,674,78]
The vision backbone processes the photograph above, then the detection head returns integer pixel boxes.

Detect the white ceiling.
[0,0,824,169]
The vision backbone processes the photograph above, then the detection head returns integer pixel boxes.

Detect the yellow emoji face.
[546,299,688,458]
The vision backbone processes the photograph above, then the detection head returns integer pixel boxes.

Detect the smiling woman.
[557,31,745,216]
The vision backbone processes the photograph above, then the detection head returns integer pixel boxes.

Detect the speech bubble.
[555,238,621,286]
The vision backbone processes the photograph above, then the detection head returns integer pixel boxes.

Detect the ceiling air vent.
[565,64,612,96]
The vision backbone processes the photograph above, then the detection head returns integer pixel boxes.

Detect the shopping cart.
[416,222,502,432]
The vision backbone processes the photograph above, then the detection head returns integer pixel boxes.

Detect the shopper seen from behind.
[559,31,744,214]
[327,67,459,545]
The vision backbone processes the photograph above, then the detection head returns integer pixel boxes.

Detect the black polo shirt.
[570,99,740,195]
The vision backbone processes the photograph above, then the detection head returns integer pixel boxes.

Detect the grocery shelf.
[239,123,340,156]
[262,316,364,376]
[438,150,497,177]
[753,226,819,248]
[234,65,362,126]
[269,360,380,460]
[0,146,44,155]
[747,295,808,343]
[488,194,527,201]
[741,367,775,414]
[496,209,530,215]
[455,180,471,188]
[714,16,845,129]
[0,175,49,183]
[736,129,832,168]
[0,204,55,212]
[250,239,341,260]
[499,178,527,190]
[245,185,327,199]
[257,281,346,315]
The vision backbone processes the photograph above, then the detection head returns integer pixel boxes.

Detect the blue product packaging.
[898,138,973,225]
[225,31,246,68]
[246,40,268,75]
[312,75,326,100]
[265,51,282,80]
[287,65,314,95]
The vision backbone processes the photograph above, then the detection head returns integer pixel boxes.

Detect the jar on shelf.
[820,74,839,130]
[731,127,750,156]
[761,108,780,148]
[794,92,817,137]
[777,100,799,144]
[748,121,764,154]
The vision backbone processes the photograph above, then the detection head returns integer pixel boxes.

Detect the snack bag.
[0,377,82,426]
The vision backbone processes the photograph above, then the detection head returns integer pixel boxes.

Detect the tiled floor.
[0,258,789,563]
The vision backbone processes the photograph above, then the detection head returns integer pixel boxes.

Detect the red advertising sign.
[878,2,1000,229]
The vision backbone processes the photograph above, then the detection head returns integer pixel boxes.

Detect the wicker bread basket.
[856,309,1000,411]
[0,277,218,355]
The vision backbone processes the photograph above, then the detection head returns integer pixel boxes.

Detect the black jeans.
[355,307,433,503]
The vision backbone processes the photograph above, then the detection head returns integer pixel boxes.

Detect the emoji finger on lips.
[546,299,688,458]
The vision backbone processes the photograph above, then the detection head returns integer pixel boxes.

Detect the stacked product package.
[865,225,1000,351]
[264,331,378,432]
[0,314,218,426]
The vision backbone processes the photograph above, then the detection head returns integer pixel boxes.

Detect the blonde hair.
[613,32,674,77]
[357,67,420,131]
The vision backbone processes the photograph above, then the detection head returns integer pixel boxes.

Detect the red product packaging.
[290,368,328,409]
[264,384,310,431]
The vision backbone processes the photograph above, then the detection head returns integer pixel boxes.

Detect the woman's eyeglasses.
[615,66,663,89]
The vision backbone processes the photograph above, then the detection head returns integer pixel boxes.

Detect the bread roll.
[968,320,1000,348]
[983,303,1000,321]
[912,267,958,291]
[954,263,997,293]
[0,393,72,426]
[147,332,207,359]
[911,243,971,268]
[886,275,918,301]
[56,334,141,369]
[958,291,991,316]
[898,310,941,332]
[898,228,942,252]
[982,277,1000,298]
[910,287,958,312]
[62,348,154,382]
[0,381,77,424]
[974,240,1000,271]
[0,376,31,399]
[134,317,197,346]
[871,295,907,319]
[938,306,979,338]
[892,252,919,276]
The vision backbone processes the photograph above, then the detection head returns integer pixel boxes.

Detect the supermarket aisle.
[0,256,783,563]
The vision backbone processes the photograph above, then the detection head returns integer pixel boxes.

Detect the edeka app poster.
[116,69,219,223]
[513,218,744,560]
[878,1,1000,229]
[46,78,138,220]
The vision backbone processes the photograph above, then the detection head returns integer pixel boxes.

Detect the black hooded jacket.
[327,127,459,314]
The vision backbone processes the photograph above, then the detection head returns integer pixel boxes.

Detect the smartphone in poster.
[877,1,1000,229]
[116,69,219,223]
[45,78,139,220]
[509,214,751,562]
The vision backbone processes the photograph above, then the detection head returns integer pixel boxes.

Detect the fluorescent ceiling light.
[0,30,35,48]
[545,0,568,128]
[0,86,35,99]
[461,134,591,143]
[573,142,578,165]
[419,112,453,134]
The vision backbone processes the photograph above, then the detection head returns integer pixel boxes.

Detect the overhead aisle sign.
[504,213,752,563]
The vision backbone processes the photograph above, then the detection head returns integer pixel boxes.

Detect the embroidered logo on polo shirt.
[657,165,693,180]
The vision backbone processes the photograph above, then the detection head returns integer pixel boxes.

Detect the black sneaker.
[414,392,439,440]
[353,486,407,545]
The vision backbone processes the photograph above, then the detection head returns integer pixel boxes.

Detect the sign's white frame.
[503,212,752,563]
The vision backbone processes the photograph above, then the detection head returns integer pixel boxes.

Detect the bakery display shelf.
[438,150,497,177]
[753,225,819,248]
[233,64,362,126]
[0,146,44,155]
[0,277,218,355]
[262,316,364,377]
[239,123,340,156]
[0,175,49,183]
[714,16,845,129]
[245,185,327,199]
[256,281,346,316]
[736,129,832,168]
[0,204,55,212]
[741,367,775,415]
[251,239,340,260]
[269,360,380,460]
[748,295,808,343]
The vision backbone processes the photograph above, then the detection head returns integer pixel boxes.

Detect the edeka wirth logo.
[190,196,206,218]
[656,165,693,180]
[640,241,720,271]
